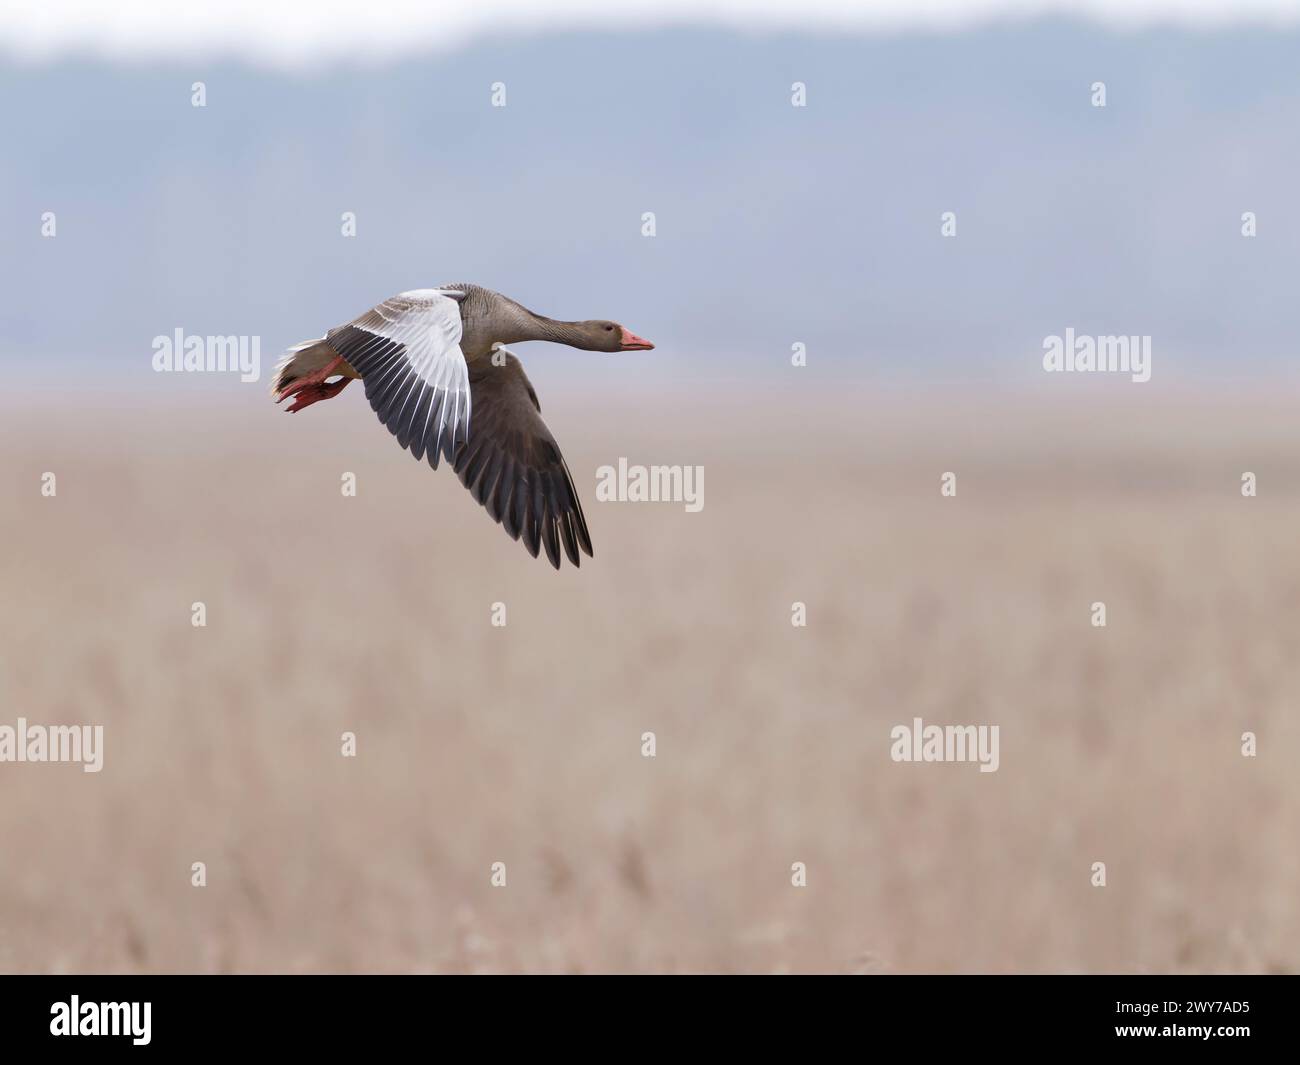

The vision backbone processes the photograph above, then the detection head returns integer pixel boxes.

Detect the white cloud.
[1,0,1298,68]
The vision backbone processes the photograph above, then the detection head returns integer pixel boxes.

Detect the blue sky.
[2,7,1299,388]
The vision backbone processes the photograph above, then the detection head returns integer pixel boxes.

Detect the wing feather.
[326,289,470,467]
[457,358,590,569]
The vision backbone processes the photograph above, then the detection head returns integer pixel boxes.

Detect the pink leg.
[276,355,352,412]
[282,377,351,413]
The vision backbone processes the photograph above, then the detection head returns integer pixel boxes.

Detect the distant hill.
[3,22,1299,385]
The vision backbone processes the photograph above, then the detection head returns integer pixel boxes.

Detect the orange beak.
[619,328,654,351]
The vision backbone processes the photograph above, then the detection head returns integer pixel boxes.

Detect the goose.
[270,284,653,569]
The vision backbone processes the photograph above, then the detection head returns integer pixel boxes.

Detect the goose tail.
[270,337,345,400]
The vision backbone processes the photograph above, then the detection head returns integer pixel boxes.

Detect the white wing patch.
[327,289,471,468]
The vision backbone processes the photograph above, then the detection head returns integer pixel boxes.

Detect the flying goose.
[271,284,653,569]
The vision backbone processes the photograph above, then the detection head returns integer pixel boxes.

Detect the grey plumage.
[274,283,651,570]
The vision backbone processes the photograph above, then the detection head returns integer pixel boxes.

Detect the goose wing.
[327,288,471,467]
[455,352,593,569]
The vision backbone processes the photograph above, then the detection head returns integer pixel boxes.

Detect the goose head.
[571,320,655,352]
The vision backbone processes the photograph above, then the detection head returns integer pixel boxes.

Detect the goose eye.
[604,325,613,331]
